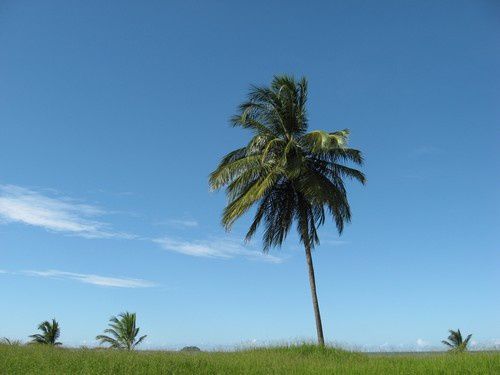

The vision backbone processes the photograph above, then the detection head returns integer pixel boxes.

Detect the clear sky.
[0,0,499,350]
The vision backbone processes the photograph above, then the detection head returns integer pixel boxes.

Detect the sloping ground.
[1,344,499,374]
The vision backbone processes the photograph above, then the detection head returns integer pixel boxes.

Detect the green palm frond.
[96,312,147,350]
[441,340,454,347]
[301,129,349,153]
[209,155,262,191]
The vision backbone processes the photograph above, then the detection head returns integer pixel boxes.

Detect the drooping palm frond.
[96,312,147,350]
[29,319,61,346]
[442,329,473,352]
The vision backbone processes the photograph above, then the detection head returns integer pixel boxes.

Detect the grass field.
[1,344,499,374]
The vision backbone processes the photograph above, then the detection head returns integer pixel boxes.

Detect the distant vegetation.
[96,312,147,350]
[0,338,22,346]
[29,319,61,346]
[442,329,473,352]
[180,346,201,352]
[5,316,483,359]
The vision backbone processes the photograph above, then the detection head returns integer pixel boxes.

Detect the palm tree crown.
[210,75,365,248]
[209,75,365,345]
[442,329,472,352]
[96,312,147,350]
[29,319,62,346]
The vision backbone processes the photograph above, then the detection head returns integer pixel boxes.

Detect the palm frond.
[222,171,279,230]
[133,335,147,348]
[301,129,349,153]
[209,155,262,191]
[463,334,472,346]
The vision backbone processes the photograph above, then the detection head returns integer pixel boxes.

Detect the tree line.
[1,315,473,352]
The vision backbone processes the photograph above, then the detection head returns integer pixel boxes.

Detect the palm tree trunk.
[304,244,325,346]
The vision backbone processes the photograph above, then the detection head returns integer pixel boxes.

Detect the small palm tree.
[1,337,22,345]
[96,312,147,350]
[29,319,62,346]
[209,75,365,346]
[442,329,472,352]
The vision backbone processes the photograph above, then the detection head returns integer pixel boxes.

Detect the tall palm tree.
[96,312,147,350]
[442,329,472,352]
[209,75,365,346]
[29,319,62,346]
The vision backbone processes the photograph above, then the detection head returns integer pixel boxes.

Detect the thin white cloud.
[154,237,283,263]
[0,185,283,264]
[165,219,199,228]
[20,270,157,288]
[0,185,134,239]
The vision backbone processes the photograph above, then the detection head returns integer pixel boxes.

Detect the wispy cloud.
[18,270,157,288]
[161,219,199,228]
[154,237,283,263]
[0,185,134,239]
[0,184,285,264]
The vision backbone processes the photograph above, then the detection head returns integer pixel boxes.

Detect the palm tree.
[29,319,62,346]
[442,329,472,352]
[209,75,365,346]
[1,337,22,345]
[96,312,147,350]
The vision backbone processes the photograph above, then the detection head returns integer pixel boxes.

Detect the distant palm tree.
[1,337,22,345]
[29,319,62,346]
[96,312,147,350]
[209,75,365,346]
[442,329,472,352]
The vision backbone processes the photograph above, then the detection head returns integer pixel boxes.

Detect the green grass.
[1,343,499,374]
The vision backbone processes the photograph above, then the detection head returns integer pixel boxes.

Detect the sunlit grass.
[1,343,498,374]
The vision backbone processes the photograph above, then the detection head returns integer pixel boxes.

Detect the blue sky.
[0,1,499,350]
